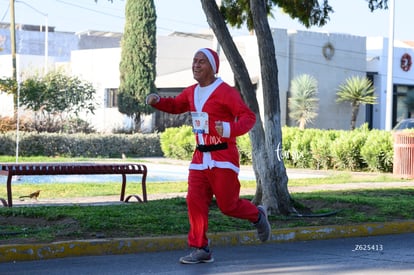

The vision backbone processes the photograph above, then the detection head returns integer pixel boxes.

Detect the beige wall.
[286,30,366,129]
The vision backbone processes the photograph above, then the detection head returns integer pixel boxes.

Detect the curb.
[1,220,414,263]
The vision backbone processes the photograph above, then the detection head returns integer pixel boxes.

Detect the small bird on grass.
[19,190,41,201]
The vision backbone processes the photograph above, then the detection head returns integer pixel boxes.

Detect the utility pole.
[385,0,395,130]
[10,0,17,82]
[9,0,19,163]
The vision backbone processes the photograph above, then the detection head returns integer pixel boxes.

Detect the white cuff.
[222,122,230,138]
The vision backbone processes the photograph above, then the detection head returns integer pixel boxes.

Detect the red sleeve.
[151,85,195,114]
[204,83,256,138]
[225,87,256,137]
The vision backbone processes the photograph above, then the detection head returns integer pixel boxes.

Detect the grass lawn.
[0,174,413,244]
[0,156,412,244]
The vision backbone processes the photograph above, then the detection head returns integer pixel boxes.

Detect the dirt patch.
[0,216,76,227]
[0,216,80,244]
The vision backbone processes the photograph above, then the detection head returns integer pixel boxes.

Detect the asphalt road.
[1,233,413,275]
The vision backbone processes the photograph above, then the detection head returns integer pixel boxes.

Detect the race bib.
[191,112,209,134]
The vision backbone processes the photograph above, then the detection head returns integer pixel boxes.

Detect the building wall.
[273,29,290,126]
[367,37,414,129]
[287,30,367,130]
[0,54,13,117]
[0,54,55,118]
[0,27,76,62]
[71,48,128,133]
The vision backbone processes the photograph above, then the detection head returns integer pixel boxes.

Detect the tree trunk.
[350,102,360,130]
[200,0,295,214]
[250,0,294,215]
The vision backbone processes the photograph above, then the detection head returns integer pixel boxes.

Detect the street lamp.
[15,0,49,74]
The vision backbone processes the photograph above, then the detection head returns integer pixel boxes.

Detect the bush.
[158,125,398,172]
[290,128,319,168]
[0,132,15,155]
[2,126,399,173]
[160,126,194,160]
[0,132,162,158]
[310,130,339,169]
[0,115,35,133]
[160,126,253,165]
[281,126,297,166]
[331,129,368,171]
[282,127,320,168]
[0,115,94,134]
[237,134,252,165]
[360,130,393,172]
[270,125,394,172]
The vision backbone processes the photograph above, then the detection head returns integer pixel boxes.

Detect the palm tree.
[288,74,319,129]
[336,76,377,130]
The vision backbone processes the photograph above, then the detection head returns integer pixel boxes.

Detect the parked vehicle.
[393,118,414,130]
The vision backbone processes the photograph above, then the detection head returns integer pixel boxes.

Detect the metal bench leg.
[120,173,148,203]
[7,173,13,207]
[120,174,126,202]
[0,198,7,207]
[141,172,147,202]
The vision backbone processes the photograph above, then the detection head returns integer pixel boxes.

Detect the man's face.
[192,52,214,85]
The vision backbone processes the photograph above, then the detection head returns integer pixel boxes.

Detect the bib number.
[191,112,209,134]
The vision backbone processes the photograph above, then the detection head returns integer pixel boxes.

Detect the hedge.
[159,125,397,173]
[0,132,162,158]
[0,126,403,173]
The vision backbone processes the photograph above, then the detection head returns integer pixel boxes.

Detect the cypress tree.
[118,0,157,130]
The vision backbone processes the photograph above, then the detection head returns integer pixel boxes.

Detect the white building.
[367,37,414,129]
[1,23,413,132]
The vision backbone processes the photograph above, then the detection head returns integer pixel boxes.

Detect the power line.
[55,0,124,19]
[1,1,9,21]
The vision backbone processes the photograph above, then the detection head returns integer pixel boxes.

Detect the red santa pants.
[186,167,259,248]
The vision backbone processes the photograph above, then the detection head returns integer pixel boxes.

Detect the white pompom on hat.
[197,48,220,74]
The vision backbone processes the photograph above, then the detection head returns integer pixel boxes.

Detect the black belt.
[196,143,228,152]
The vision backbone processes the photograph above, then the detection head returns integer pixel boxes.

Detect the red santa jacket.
[152,79,256,173]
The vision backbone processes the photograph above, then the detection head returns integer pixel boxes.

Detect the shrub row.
[160,125,396,172]
[0,125,399,173]
[282,125,394,172]
[0,132,162,158]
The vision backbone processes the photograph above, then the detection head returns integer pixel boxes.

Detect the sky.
[0,0,413,41]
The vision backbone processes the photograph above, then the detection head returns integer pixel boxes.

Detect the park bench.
[0,162,147,207]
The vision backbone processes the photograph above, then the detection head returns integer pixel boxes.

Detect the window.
[105,88,118,108]
[394,85,414,125]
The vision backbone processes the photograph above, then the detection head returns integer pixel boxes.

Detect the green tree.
[336,76,377,130]
[19,70,96,132]
[0,78,17,95]
[118,0,157,131]
[288,74,319,129]
[200,0,387,214]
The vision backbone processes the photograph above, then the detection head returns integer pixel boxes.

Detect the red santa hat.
[197,48,220,74]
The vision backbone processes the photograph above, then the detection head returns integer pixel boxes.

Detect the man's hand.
[146,94,159,105]
[215,121,223,136]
